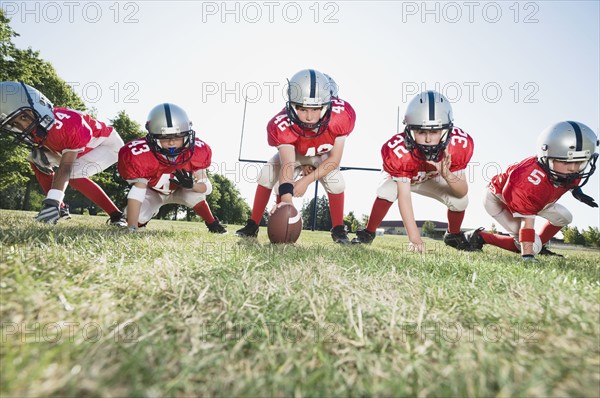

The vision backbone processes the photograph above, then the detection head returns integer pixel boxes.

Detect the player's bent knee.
[376,180,397,202]
[448,195,469,212]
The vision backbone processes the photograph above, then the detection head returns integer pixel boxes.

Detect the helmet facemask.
[147,130,196,166]
[538,151,598,188]
[404,126,452,162]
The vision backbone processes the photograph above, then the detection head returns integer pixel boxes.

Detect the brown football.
[267,203,302,244]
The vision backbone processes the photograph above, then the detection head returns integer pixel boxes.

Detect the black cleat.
[107,211,127,228]
[351,229,376,244]
[463,227,485,251]
[331,225,351,244]
[443,231,472,251]
[206,217,227,234]
[235,219,259,237]
[59,204,72,220]
[538,246,564,257]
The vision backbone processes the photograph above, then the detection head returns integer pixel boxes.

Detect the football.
[267,203,302,244]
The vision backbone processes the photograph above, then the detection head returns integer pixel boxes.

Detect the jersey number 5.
[527,169,545,185]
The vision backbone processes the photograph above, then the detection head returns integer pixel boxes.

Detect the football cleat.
[443,231,472,251]
[206,217,227,234]
[463,227,485,251]
[107,211,127,228]
[59,204,72,220]
[331,225,351,244]
[538,246,564,257]
[235,219,259,237]
[351,229,376,244]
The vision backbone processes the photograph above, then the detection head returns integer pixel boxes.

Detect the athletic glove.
[35,198,61,224]
[169,169,194,189]
[572,187,598,208]
[27,147,54,175]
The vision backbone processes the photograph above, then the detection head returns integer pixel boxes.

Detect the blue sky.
[4,1,599,232]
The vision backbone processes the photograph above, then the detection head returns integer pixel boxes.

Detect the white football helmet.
[537,121,599,187]
[145,103,196,165]
[403,90,454,161]
[286,69,332,137]
[0,81,55,147]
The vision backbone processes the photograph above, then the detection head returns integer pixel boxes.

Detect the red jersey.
[489,156,575,216]
[381,127,474,184]
[266,98,356,157]
[118,137,212,195]
[36,108,114,158]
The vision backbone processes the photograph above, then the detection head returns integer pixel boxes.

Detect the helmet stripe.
[427,91,435,121]
[20,81,35,108]
[309,69,316,98]
[567,120,583,151]
[164,103,173,127]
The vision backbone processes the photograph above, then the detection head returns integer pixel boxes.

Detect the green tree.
[582,226,600,248]
[207,173,250,224]
[301,195,331,231]
[562,226,586,245]
[343,211,361,233]
[421,220,436,237]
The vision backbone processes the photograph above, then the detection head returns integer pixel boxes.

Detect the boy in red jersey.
[118,103,225,233]
[0,81,126,225]
[235,69,356,243]
[464,121,598,260]
[352,91,475,252]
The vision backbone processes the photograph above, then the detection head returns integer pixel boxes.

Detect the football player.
[464,121,599,261]
[235,69,356,243]
[0,81,126,225]
[118,103,226,233]
[352,91,475,252]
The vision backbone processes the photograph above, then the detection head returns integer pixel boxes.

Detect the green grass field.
[1,210,599,397]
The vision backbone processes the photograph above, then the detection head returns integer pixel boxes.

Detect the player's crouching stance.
[0,81,126,226]
[352,91,475,252]
[464,121,599,261]
[118,103,226,233]
[235,69,356,243]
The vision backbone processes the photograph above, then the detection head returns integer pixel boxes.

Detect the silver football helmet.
[403,90,454,161]
[323,73,339,98]
[0,81,55,147]
[537,121,599,187]
[145,103,196,165]
[286,69,332,137]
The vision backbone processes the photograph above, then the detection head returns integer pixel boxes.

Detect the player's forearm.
[51,152,77,192]
[397,187,420,242]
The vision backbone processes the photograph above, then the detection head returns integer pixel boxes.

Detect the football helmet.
[323,73,339,98]
[145,103,196,165]
[0,81,55,147]
[537,121,599,187]
[403,90,454,161]
[286,69,332,137]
